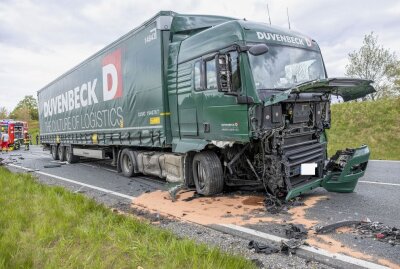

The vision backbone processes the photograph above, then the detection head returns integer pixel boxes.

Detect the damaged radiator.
[281,132,325,188]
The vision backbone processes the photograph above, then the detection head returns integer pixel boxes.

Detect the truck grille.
[281,134,326,188]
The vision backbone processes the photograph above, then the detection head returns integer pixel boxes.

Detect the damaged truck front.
[39,11,374,201]
[171,19,375,200]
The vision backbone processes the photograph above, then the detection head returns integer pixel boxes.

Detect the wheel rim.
[122,154,132,172]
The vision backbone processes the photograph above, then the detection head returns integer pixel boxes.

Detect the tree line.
[0,95,38,121]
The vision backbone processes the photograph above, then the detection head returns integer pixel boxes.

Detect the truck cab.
[168,16,374,199]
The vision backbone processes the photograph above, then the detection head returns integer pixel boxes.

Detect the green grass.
[0,168,255,269]
[327,98,400,160]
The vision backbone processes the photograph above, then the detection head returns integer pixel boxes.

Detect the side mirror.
[217,55,232,92]
[248,44,269,56]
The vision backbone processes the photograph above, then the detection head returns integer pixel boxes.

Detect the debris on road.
[264,193,304,214]
[315,219,399,246]
[315,220,361,234]
[357,221,399,246]
[285,224,308,239]
[281,238,305,255]
[248,240,280,254]
[248,238,306,256]
[168,184,184,202]
[0,155,21,165]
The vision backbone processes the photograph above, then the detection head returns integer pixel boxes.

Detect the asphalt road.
[247,160,400,266]
[2,146,399,268]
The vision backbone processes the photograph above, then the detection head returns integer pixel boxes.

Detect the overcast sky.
[1,0,399,112]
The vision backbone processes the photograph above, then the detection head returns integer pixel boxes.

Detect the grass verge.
[0,167,255,269]
[327,98,400,160]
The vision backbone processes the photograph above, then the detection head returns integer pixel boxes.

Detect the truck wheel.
[58,146,66,162]
[192,151,223,196]
[120,149,137,177]
[51,145,59,160]
[66,146,80,164]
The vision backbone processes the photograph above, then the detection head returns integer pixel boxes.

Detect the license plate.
[301,163,317,175]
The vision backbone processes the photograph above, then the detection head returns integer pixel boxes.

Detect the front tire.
[192,151,224,195]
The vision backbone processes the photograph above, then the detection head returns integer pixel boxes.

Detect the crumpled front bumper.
[285,145,370,201]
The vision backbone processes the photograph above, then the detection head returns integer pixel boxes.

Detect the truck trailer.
[38,11,375,200]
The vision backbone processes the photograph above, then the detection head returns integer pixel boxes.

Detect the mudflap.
[285,145,370,201]
[321,145,370,193]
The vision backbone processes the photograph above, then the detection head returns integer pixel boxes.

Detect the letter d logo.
[102,49,122,101]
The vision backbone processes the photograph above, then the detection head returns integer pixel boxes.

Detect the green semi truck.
[38,11,375,200]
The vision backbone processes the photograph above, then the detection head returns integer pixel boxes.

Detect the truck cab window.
[206,59,217,90]
[229,51,240,91]
[194,61,201,91]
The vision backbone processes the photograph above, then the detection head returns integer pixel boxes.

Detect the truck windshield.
[248,45,326,91]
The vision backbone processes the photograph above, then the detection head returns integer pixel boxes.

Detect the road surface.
[3,146,399,269]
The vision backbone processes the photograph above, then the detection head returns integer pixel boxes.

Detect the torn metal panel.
[291,78,376,101]
[315,220,361,234]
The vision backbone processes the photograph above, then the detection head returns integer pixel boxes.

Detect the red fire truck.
[0,119,28,150]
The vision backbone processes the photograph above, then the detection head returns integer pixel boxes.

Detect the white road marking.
[370,160,400,163]
[359,180,400,187]
[219,224,389,269]
[7,163,135,200]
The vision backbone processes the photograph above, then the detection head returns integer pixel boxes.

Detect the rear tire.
[58,146,66,162]
[51,145,59,160]
[192,151,224,195]
[120,149,137,177]
[65,146,80,164]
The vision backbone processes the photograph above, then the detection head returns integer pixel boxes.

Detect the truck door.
[203,51,249,142]
[175,60,204,138]
[176,50,249,142]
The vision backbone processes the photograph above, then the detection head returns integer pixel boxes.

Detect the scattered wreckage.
[248,224,308,255]
[315,219,400,246]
